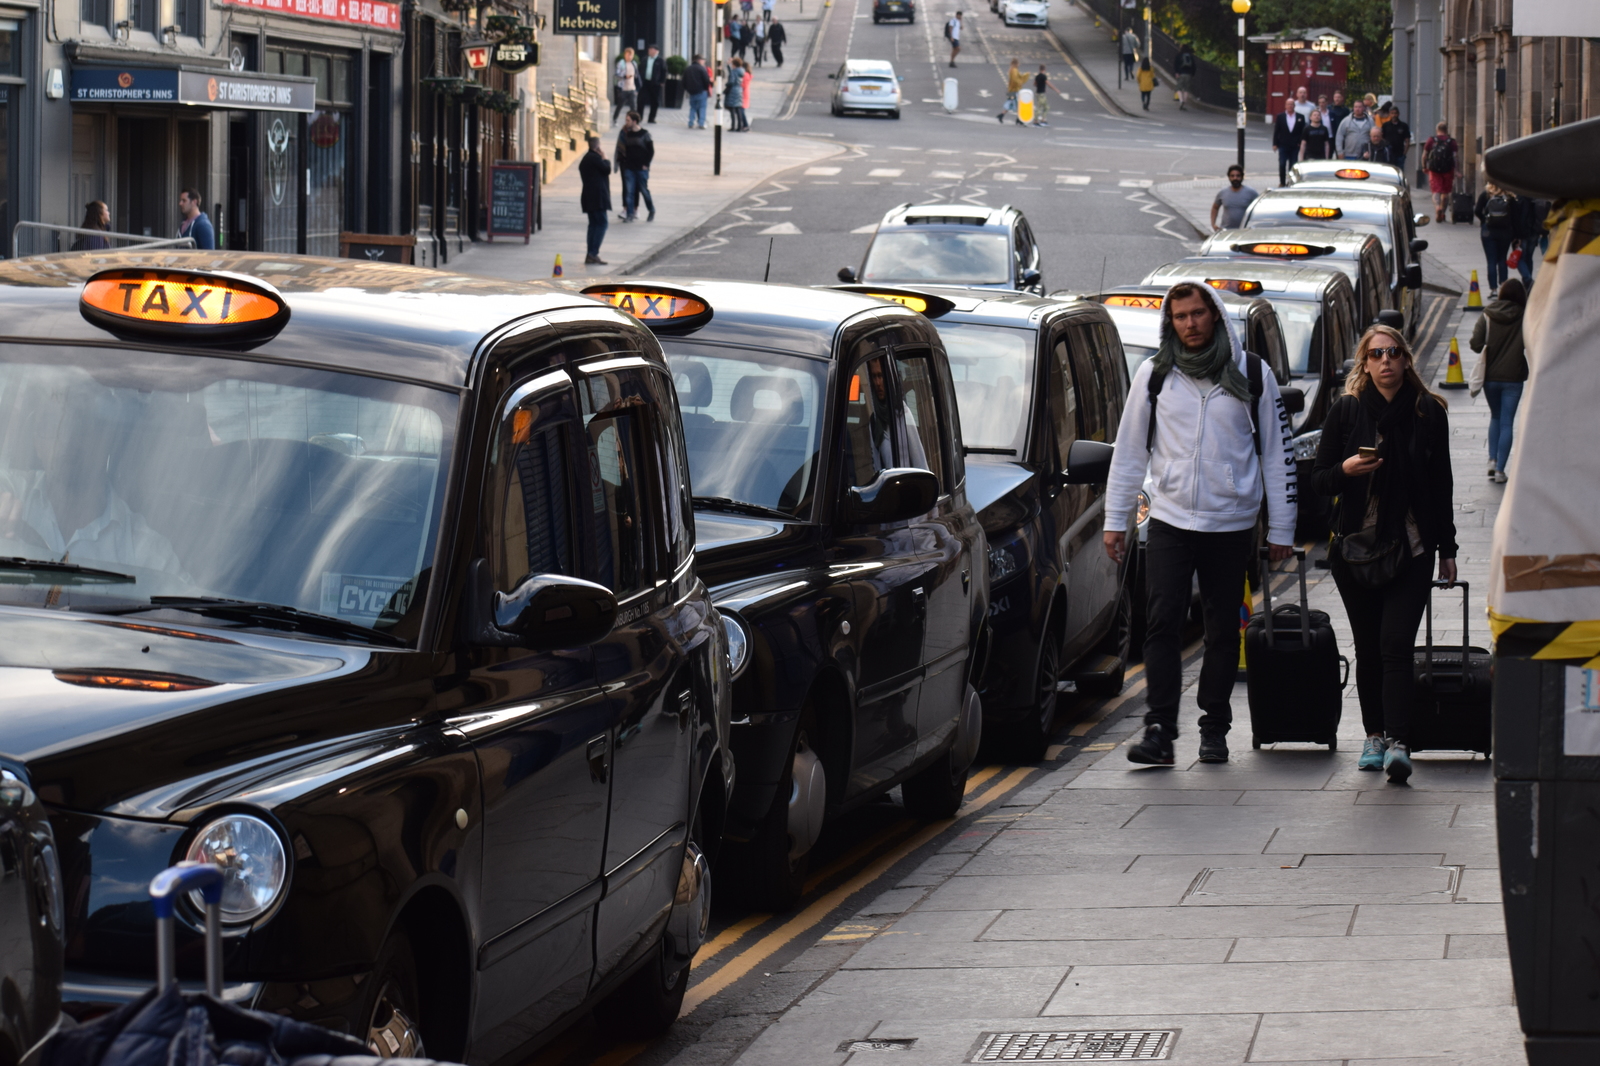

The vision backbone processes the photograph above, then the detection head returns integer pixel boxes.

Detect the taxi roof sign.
[1296,205,1344,220]
[1233,242,1331,258]
[1206,278,1263,294]
[1101,294,1163,309]
[1334,168,1371,180]
[581,284,714,333]
[80,268,290,346]
[831,285,956,319]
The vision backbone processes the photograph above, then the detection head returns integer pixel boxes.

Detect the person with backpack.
[944,11,962,67]
[1476,182,1517,295]
[1103,281,1297,766]
[1422,122,1458,222]
[1469,277,1528,483]
[1312,327,1457,784]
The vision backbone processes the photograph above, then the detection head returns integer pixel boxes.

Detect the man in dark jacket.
[1327,88,1350,144]
[1271,98,1304,186]
[768,19,787,66]
[682,54,711,128]
[639,45,667,123]
[1381,104,1412,171]
[579,136,611,265]
[615,111,656,223]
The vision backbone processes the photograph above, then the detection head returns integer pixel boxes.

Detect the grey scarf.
[1152,325,1252,401]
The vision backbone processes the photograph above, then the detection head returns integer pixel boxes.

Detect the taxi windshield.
[1270,302,1322,374]
[933,322,1035,455]
[0,345,454,643]
[862,230,1011,286]
[664,343,828,519]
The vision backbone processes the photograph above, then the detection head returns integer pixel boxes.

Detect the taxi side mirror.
[1060,439,1115,485]
[1413,213,1431,227]
[1020,268,1042,289]
[1410,238,1429,255]
[467,561,617,649]
[837,266,857,283]
[1404,264,1423,289]
[844,467,939,525]
[1279,386,1305,414]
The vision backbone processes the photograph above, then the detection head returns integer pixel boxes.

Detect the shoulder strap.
[1246,351,1263,457]
[1144,366,1167,452]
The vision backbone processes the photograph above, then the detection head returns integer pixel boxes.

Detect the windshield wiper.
[692,496,795,521]
[92,597,405,647]
[0,557,136,584]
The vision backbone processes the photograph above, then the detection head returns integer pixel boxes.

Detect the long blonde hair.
[1343,324,1447,413]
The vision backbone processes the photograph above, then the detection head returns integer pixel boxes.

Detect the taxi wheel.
[1011,624,1061,763]
[901,738,969,819]
[734,708,823,910]
[364,930,426,1058]
[891,110,902,119]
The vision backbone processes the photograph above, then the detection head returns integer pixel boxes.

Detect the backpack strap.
[1144,365,1167,452]
[1144,354,1263,455]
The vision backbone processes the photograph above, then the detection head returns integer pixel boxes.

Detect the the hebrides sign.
[554,0,620,35]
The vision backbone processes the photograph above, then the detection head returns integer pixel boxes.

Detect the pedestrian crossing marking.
[758,222,801,235]
[868,168,904,177]
[1118,179,1154,188]
[805,166,842,175]
[931,171,966,179]
[851,224,879,233]
[994,173,1025,181]
[1056,174,1090,184]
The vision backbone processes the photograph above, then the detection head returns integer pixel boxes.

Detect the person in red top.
[1422,122,1459,223]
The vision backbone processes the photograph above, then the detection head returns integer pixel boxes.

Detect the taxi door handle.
[587,734,611,784]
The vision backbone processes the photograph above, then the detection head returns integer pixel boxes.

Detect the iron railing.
[11,222,197,260]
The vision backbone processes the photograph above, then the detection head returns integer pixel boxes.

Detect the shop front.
[1249,28,1353,115]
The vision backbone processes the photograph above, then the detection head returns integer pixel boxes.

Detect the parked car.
[0,253,730,1061]
[1241,186,1429,338]
[584,280,988,909]
[1196,227,1391,333]
[829,59,903,117]
[1000,0,1049,26]
[840,203,1044,295]
[842,285,1133,760]
[1287,158,1408,191]
[872,0,914,22]
[0,758,63,1066]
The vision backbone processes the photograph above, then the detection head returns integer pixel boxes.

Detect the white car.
[1001,0,1048,27]
[829,59,902,118]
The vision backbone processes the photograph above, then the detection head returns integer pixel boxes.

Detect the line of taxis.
[0,165,1426,1063]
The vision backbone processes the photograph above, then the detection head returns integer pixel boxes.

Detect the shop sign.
[494,42,537,73]
[465,45,491,69]
[554,0,620,36]
[72,67,316,111]
[219,0,401,33]
[73,68,179,102]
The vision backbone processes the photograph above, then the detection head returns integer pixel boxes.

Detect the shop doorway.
[117,117,170,238]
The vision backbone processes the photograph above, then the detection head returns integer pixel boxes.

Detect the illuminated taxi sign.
[866,292,928,312]
[80,268,290,346]
[1102,294,1163,309]
[581,284,713,333]
[1296,205,1343,220]
[1206,278,1263,295]
[1236,243,1316,257]
[832,285,956,319]
[1334,168,1370,180]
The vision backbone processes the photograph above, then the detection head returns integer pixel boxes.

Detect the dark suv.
[585,281,988,909]
[839,203,1044,295]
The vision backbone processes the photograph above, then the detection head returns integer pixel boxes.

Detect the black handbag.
[1336,526,1406,587]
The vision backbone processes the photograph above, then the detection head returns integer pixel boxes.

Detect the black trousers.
[771,40,784,65]
[640,84,662,122]
[1143,519,1253,737]
[1332,548,1435,744]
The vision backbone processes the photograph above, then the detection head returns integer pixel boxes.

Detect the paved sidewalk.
[1050,0,1227,124]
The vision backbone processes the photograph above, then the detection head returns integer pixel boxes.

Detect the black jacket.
[1382,117,1411,152]
[682,62,712,94]
[579,149,612,214]
[768,21,787,43]
[1312,391,1457,559]
[1271,112,1305,152]
[1361,139,1399,165]
[1327,104,1351,141]
[641,53,667,87]
[615,126,655,170]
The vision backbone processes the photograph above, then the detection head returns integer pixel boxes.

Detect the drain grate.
[839,1038,917,1052]
[971,1031,1176,1061]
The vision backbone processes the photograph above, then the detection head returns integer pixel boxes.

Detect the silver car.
[830,59,903,118]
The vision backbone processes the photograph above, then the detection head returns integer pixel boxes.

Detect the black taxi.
[1,757,63,1066]
[837,285,1134,760]
[581,281,988,909]
[0,253,730,1061]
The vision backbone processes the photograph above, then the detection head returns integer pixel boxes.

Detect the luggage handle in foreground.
[1422,579,1471,688]
[1258,546,1309,648]
[150,861,224,997]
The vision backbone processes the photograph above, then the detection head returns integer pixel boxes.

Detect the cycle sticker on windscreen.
[1563,666,1600,756]
[322,573,411,622]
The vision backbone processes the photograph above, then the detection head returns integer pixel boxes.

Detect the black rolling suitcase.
[1409,581,1493,755]
[1451,191,1474,224]
[1244,548,1348,749]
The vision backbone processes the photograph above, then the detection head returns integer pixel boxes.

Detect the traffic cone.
[1465,269,1483,310]
[552,253,563,278]
[1440,336,1468,389]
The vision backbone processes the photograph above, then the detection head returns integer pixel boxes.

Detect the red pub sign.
[221,0,400,32]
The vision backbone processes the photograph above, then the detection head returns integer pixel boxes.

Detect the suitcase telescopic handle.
[150,862,224,998]
[1258,546,1309,647]
[1423,579,1470,686]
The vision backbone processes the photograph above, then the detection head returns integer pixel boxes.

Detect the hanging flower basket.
[484,13,520,36]
[438,0,473,13]
[421,76,467,100]
[499,23,536,45]
[481,89,520,114]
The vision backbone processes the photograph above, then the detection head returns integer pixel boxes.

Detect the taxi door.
[834,350,928,794]
[1053,324,1120,662]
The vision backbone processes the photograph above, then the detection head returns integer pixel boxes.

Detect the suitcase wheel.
[1326,737,1337,751]
[1251,735,1261,749]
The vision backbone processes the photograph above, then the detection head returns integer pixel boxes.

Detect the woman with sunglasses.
[1312,327,1458,783]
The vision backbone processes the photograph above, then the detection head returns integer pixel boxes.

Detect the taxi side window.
[894,352,946,493]
[485,384,577,595]
[841,355,896,490]
[580,364,668,599]
[1091,322,1128,433]
[1047,338,1080,471]
[642,367,694,570]
[1065,326,1109,443]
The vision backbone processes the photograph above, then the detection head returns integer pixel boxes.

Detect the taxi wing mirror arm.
[465,560,618,650]
[1060,439,1115,485]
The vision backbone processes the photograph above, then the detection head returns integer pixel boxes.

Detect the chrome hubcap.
[368,987,424,1058]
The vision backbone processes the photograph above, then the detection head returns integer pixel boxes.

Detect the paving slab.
[983,905,1355,942]
[1248,1006,1524,1063]
[1227,933,1448,962]
[1180,864,1460,907]
[793,966,1071,1018]
[842,934,1233,969]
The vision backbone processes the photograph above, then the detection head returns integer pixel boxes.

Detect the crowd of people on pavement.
[1268,86,1413,184]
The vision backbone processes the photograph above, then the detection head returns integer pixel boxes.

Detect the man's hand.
[1104,530,1127,564]
[1267,542,1293,564]
[1439,557,1458,587]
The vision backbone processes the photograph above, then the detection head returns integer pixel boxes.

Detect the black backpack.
[943,18,953,38]
[1426,138,1454,174]
[1145,351,1265,456]
[1484,193,1513,233]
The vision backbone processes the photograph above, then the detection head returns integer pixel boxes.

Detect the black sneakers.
[1198,732,1229,763]
[1127,725,1175,765]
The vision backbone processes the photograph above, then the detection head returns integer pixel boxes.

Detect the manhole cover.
[971,1031,1176,1061]
[839,1038,916,1052]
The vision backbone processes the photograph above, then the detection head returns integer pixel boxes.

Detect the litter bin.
[1485,115,1600,1066]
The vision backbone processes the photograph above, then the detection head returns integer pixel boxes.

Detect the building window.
[269,43,355,257]
[175,0,202,38]
[78,0,110,31]
[131,0,156,34]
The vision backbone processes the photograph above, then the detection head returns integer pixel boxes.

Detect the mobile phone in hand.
[1357,446,1378,459]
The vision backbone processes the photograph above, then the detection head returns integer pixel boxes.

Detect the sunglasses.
[1366,346,1406,363]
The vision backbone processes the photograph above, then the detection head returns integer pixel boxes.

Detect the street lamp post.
[1233,0,1250,173]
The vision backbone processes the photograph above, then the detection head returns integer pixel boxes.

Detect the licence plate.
[859,86,882,93]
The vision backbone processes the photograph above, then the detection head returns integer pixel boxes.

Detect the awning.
[71,66,316,112]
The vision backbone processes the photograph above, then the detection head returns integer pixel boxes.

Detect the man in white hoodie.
[1103,281,1297,765]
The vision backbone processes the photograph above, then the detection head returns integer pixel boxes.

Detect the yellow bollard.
[552,253,563,278]
[1465,269,1483,310]
[1440,336,1468,389]
[1017,88,1034,125]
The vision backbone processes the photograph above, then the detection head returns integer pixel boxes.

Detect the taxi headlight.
[721,612,751,679]
[987,538,1025,585]
[185,813,288,924]
[1135,490,1151,529]
[1292,429,1323,462]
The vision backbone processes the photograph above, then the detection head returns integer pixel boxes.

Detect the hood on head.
[1158,280,1247,371]
[1485,298,1525,324]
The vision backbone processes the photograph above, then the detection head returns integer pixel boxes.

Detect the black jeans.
[1333,548,1435,744]
[1143,519,1254,738]
[640,84,661,122]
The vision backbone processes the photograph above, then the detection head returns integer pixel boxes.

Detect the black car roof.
[0,251,607,388]
[1146,259,1353,299]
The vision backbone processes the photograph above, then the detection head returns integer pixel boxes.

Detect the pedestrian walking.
[177,189,216,250]
[741,61,754,127]
[768,18,787,66]
[761,0,774,18]
[739,0,753,16]
[1292,85,1314,120]
[751,16,768,67]
[1313,326,1457,785]
[1104,281,1298,766]
[1382,104,1412,171]
[1209,164,1258,231]
[615,110,656,223]
[612,47,638,123]
[1422,122,1458,222]
[1032,65,1049,125]
[1120,28,1138,81]
[1301,109,1332,160]
[1327,88,1350,143]
[998,58,1025,123]
[1468,277,1527,483]
[1361,125,1399,166]
[1136,57,1155,110]
[579,136,612,265]
[1475,181,1517,295]
[73,200,111,251]
[1510,193,1539,287]
[639,44,666,123]
[1336,99,1373,159]
[683,54,712,128]
[945,11,962,67]
[1314,93,1332,130]
[725,57,748,131]
[728,16,747,61]
[1174,44,1196,110]
[1271,97,1304,185]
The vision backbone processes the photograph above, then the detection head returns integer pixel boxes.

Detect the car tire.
[1079,575,1132,699]
[831,102,842,116]
[873,13,881,21]
[364,929,427,1058]
[891,109,901,119]
[730,705,823,911]
[1010,621,1061,762]
[901,735,969,819]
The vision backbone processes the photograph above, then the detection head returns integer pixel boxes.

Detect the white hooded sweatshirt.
[1103,282,1298,545]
